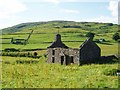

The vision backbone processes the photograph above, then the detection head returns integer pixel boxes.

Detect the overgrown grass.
[1,56,118,88]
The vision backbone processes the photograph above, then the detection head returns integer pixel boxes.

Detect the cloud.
[21,0,112,3]
[0,0,27,29]
[108,0,118,17]
[22,0,61,4]
[62,9,80,14]
[0,0,27,19]
[43,0,60,4]
[86,0,118,24]
[86,16,117,24]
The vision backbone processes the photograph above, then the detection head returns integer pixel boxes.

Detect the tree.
[34,52,38,58]
[107,23,113,26]
[86,32,95,40]
[11,37,14,44]
[112,33,120,41]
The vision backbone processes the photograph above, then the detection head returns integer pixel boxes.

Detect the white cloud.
[108,0,118,17]
[0,0,27,29]
[0,0,27,19]
[62,9,80,14]
[86,0,118,24]
[86,16,117,24]
[43,0,60,4]
[0,15,25,29]
[22,0,61,4]
[21,0,112,3]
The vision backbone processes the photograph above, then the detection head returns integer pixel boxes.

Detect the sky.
[0,0,119,29]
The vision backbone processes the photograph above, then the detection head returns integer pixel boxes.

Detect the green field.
[1,56,118,88]
[0,21,119,88]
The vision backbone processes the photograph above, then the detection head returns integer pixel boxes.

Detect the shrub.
[103,69,120,76]
[63,25,81,28]
[44,54,47,58]
[16,60,39,64]
[4,61,10,64]
[107,23,113,26]
[112,33,120,41]
[33,52,38,58]
[4,48,19,52]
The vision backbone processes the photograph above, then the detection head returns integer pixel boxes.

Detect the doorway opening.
[61,56,64,65]
[52,57,55,63]
[70,56,74,63]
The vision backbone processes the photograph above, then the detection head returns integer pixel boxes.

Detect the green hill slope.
[1,20,118,56]
[1,20,118,34]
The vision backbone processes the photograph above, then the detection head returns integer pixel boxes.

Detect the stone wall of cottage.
[47,48,80,65]
[80,40,101,62]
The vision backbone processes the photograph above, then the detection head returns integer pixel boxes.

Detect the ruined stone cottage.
[47,34,101,65]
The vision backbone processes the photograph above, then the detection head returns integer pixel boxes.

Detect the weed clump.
[16,60,39,64]
[103,69,120,76]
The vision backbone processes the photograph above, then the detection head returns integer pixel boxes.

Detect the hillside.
[1,20,118,56]
[1,20,118,34]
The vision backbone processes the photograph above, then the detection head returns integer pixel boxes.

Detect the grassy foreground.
[1,56,118,88]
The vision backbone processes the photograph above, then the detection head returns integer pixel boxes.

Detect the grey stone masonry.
[47,34,101,65]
